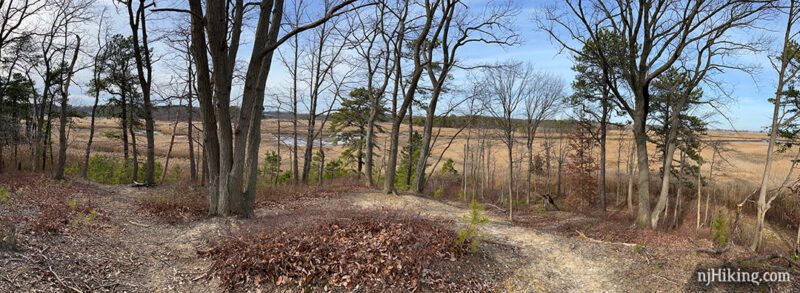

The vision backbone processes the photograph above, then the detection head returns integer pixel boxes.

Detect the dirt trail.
[2,182,714,292]
[85,184,225,292]
[349,193,686,292]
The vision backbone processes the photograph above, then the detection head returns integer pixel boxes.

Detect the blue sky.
[67,0,780,132]
[455,0,780,132]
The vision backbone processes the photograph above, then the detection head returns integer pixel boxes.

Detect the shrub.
[439,158,458,178]
[711,213,729,247]
[64,161,82,177]
[89,155,119,184]
[456,200,489,252]
[165,165,183,184]
[323,159,348,179]
[260,151,281,184]
[0,186,9,206]
[433,186,444,198]
[82,154,163,185]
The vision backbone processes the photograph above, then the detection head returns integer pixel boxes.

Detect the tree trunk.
[627,140,635,216]
[405,106,413,187]
[121,93,129,161]
[673,151,686,229]
[599,108,608,214]
[364,88,379,185]
[161,110,180,184]
[357,138,363,178]
[651,92,688,228]
[129,116,139,183]
[83,73,101,179]
[463,143,468,201]
[751,0,799,251]
[384,119,403,193]
[696,169,702,230]
[507,140,513,221]
[413,89,442,193]
[54,36,81,180]
[632,111,652,227]
[187,59,197,182]
[616,128,623,206]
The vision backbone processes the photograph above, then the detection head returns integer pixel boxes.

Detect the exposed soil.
[1,179,797,292]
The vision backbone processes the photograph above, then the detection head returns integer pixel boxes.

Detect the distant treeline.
[71,106,583,131]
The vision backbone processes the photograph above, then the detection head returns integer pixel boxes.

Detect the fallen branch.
[484,203,506,213]
[48,265,83,293]
[127,220,150,228]
[687,237,730,255]
[724,253,800,274]
[130,181,148,187]
[575,230,638,247]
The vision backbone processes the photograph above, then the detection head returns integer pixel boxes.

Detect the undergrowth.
[201,210,464,291]
[0,174,103,234]
[137,183,206,224]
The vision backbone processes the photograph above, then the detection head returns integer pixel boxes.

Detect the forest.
[0,0,799,291]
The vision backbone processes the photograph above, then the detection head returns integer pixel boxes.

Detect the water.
[272,134,334,147]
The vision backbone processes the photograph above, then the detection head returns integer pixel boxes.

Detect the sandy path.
[348,193,685,292]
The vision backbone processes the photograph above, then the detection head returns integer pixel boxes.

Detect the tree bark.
[54,36,81,180]
[187,56,197,182]
[752,0,796,251]
[651,85,691,228]
[161,110,180,184]
[627,139,635,216]
[126,0,156,186]
[632,107,652,227]
[598,101,608,214]
[84,66,101,178]
[129,113,139,183]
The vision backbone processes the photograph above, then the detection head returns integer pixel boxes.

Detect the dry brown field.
[63,117,785,190]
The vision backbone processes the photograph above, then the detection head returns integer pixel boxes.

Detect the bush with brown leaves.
[201,211,463,291]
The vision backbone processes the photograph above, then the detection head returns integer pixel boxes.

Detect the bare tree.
[277,0,306,185]
[753,0,800,250]
[345,1,397,187]
[83,10,109,179]
[160,0,362,216]
[299,6,351,184]
[117,0,157,185]
[524,71,562,205]
[382,0,426,194]
[411,0,518,194]
[49,0,94,180]
[540,0,774,227]
[485,62,529,221]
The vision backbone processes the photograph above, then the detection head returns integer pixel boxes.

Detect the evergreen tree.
[329,87,386,176]
[648,68,708,181]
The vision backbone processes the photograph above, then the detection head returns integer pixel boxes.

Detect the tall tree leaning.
[753,0,800,251]
[541,0,774,227]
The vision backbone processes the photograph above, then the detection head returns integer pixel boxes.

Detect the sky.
[63,0,783,132]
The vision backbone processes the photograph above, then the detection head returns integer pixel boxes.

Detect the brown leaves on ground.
[136,183,207,224]
[0,174,103,235]
[201,210,467,291]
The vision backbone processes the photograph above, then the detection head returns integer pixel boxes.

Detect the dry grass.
[62,118,787,187]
